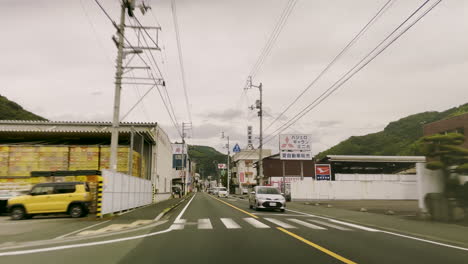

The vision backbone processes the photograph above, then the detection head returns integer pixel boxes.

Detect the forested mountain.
[317,103,468,158]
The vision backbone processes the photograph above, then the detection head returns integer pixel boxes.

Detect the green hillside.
[318,103,468,158]
[188,145,227,179]
[0,95,46,120]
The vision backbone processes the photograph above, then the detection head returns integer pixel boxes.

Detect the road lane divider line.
[174,193,196,222]
[220,218,241,229]
[53,220,111,239]
[287,219,326,230]
[276,227,357,264]
[198,219,213,229]
[243,218,270,228]
[264,218,296,229]
[209,194,258,218]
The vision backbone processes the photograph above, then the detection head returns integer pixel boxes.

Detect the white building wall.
[291,174,418,201]
[153,126,174,202]
[416,162,444,212]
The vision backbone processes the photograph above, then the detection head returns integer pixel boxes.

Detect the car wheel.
[69,204,83,218]
[11,207,26,220]
[280,209,285,213]
[254,201,260,211]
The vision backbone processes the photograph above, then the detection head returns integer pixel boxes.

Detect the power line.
[171,0,193,125]
[249,0,297,78]
[264,0,395,132]
[263,0,441,144]
[93,0,183,138]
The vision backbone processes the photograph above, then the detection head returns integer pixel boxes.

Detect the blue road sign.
[233,144,241,153]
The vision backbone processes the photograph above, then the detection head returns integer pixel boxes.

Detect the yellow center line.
[209,194,259,218]
[277,227,357,264]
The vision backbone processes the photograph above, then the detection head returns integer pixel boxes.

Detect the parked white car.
[217,187,228,198]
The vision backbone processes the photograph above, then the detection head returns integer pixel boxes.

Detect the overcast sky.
[1,0,467,154]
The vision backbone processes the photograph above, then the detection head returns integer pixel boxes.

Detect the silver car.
[249,186,286,212]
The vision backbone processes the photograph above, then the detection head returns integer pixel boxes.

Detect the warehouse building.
[0,120,174,202]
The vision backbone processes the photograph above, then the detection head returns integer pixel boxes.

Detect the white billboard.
[279,134,312,151]
[172,143,187,154]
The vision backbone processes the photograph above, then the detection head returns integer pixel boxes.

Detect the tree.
[420,133,468,196]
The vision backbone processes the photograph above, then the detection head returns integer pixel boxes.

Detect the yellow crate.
[0,146,10,152]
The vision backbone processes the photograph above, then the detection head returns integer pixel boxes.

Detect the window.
[54,184,76,194]
[31,186,54,195]
[257,187,280,194]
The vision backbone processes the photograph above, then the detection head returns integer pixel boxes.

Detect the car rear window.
[54,184,76,194]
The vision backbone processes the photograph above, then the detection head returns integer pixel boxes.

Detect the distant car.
[241,188,249,195]
[7,182,92,220]
[249,186,286,212]
[217,187,228,198]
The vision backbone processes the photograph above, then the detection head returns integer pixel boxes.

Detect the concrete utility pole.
[222,132,230,194]
[109,3,127,172]
[181,122,192,196]
[245,76,264,185]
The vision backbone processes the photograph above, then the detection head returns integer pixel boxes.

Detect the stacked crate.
[8,146,39,177]
[99,147,142,177]
[0,146,9,176]
[69,146,99,170]
[38,146,69,171]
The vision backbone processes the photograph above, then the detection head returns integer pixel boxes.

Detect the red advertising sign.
[315,164,331,181]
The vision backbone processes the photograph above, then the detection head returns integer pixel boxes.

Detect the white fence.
[291,174,418,201]
[101,170,153,215]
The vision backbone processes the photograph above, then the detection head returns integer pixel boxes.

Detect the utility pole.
[245,76,264,185]
[222,132,230,195]
[109,2,127,172]
[181,122,192,196]
[109,1,156,172]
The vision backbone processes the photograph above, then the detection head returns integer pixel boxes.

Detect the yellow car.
[7,182,92,220]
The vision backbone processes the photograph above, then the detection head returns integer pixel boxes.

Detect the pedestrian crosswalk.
[169,217,363,232]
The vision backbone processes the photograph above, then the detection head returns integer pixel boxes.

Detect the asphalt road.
[1,192,468,264]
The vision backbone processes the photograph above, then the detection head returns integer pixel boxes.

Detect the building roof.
[324,155,426,163]
[0,120,159,144]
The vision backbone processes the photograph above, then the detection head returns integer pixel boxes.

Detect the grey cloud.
[203,109,243,120]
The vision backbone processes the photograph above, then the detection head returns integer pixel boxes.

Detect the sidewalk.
[288,201,468,248]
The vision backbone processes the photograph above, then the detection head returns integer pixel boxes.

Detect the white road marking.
[0,194,196,256]
[243,218,270,228]
[170,219,186,230]
[174,194,196,222]
[287,219,326,230]
[220,218,241,229]
[286,209,378,232]
[253,213,306,217]
[328,219,379,232]
[54,220,111,239]
[307,219,351,231]
[198,219,213,229]
[264,218,297,228]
